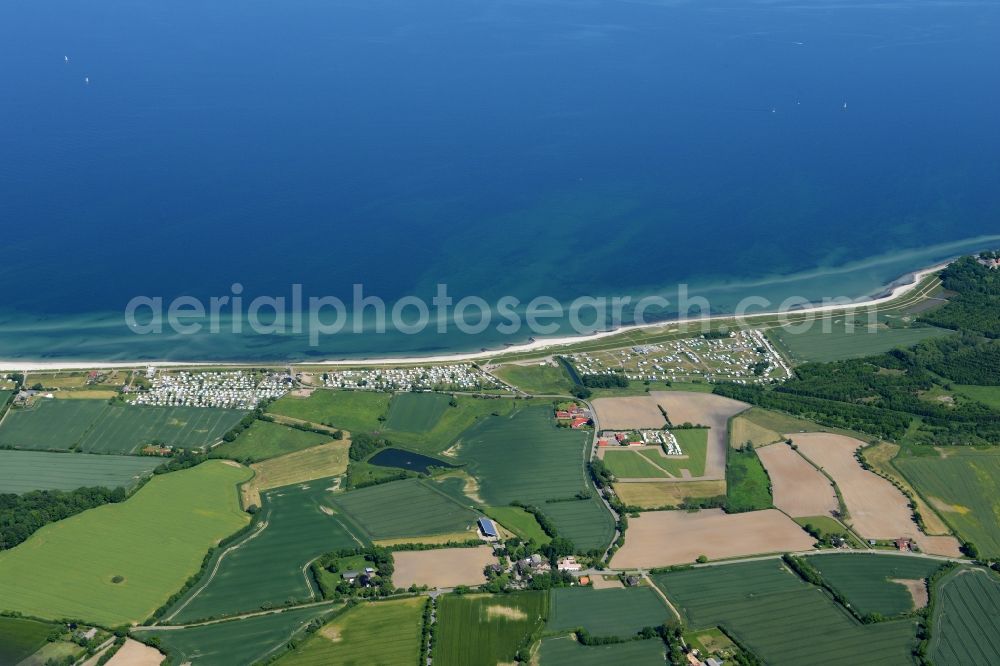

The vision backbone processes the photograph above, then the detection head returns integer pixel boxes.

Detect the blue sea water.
[0,0,998,361]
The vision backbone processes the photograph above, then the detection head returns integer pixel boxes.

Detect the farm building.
[478,517,498,539]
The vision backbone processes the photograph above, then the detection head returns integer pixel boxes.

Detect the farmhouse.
[557,556,582,572]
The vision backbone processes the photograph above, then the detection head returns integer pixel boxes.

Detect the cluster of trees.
[920,256,1000,337]
[312,546,395,599]
[0,486,126,550]
[580,373,630,389]
[348,432,391,461]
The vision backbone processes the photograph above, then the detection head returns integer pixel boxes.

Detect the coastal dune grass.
[0,461,252,626]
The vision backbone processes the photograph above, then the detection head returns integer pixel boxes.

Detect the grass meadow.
[0,450,161,493]
[662,428,708,476]
[771,322,953,363]
[895,448,1000,558]
[457,405,615,553]
[137,604,336,666]
[435,592,547,666]
[538,636,666,666]
[806,553,942,617]
[725,446,773,512]
[0,461,251,626]
[929,568,1000,665]
[493,363,573,395]
[385,395,517,455]
[267,390,390,432]
[603,449,670,478]
[332,478,480,541]
[166,478,365,623]
[547,586,670,638]
[0,616,56,665]
[211,419,331,461]
[277,598,425,665]
[384,392,452,432]
[951,384,1000,410]
[484,505,550,544]
[653,560,920,665]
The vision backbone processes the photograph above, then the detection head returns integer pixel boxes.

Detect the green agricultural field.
[267,390,390,432]
[547,586,671,638]
[165,478,365,623]
[603,450,670,479]
[210,420,330,461]
[136,604,336,666]
[538,636,666,666]
[772,322,953,363]
[653,560,920,665]
[384,392,452,432]
[77,404,247,453]
[0,616,57,665]
[0,450,161,493]
[951,384,1000,410]
[435,592,547,666]
[726,446,772,512]
[806,553,942,617]
[493,363,573,395]
[332,478,480,541]
[277,598,425,665]
[457,405,615,553]
[929,568,1000,665]
[385,395,517,455]
[485,505,550,544]
[0,398,109,450]
[0,461,251,626]
[895,448,1000,558]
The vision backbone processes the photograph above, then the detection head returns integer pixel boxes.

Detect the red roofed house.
[555,410,571,420]
[571,417,589,429]
[597,439,609,447]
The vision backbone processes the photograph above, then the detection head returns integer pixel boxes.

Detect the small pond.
[367,447,457,475]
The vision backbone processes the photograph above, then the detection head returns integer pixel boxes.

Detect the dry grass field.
[612,508,814,568]
[755,442,838,518]
[103,639,164,666]
[793,433,961,556]
[651,392,749,480]
[241,440,350,508]
[392,546,496,589]
[613,480,726,509]
[591,396,667,430]
[730,415,783,449]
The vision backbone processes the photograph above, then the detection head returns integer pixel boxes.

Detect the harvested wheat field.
[613,480,726,509]
[730,415,783,449]
[613,508,814,568]
[651,392,749,480]
[392,546,496,589]
[104,640,164,666]
[241,440,350,508]
[756,442,838,518]
[591,397,667,430]
[792,433,961,557]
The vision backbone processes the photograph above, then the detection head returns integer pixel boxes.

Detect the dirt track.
[792,433,961,557]
[756,442,838,518]
[612,508,814,568]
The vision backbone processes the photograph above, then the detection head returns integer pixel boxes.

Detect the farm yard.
[929,568,1000,665]
[613,480,726,509]
[331,478,481,543]
[793,433,962,556]
[392,546,496,589]
[165,478,364,623]
[136,604,336,666]
[277,598,425,665]
[456,405,615,552]
[434,592,547,666]
[0,461,251,626]
[538,636,666,665]
[612,508,814,568]
[755,442,838,518]
[0,450,161,493]
[0,398,246,454]
[210,419,331,461]
[894,447,1000,558]
[653,560,922,665]
[547,586,671,638]
[805,553,942,617]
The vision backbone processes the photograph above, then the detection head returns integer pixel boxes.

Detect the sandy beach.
[0,261,949,372]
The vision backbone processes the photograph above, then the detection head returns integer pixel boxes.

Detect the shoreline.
[0,260,951,373]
